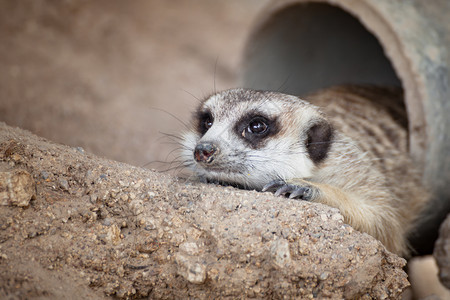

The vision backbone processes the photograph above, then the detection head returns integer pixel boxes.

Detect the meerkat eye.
[236,114,278,148]
[247,118,268,134]
[204,116,213,129]
[197,111,214,135]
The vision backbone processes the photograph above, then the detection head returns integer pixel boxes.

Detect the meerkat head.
[181,88,334,190]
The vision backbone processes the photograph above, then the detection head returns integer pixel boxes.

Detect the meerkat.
[180,85,428,256]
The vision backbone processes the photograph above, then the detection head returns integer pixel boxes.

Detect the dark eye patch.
[234,112,279,149]
[195,110,213,135]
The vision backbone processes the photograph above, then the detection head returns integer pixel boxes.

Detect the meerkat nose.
[194,143,217,164]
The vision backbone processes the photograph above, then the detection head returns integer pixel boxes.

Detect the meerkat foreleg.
[263,179,406,254]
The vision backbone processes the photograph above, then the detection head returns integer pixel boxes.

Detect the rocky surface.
[0,169,35,207]
[435,213,450,289]
[0,122,409,298]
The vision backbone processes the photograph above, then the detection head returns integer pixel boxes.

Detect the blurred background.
[0,0,268,168]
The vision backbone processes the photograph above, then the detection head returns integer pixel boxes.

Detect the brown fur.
[300,85,428,256]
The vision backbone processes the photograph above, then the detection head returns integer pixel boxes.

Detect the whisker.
[160,141,185,147]
[159,161,193,173]
[214,56,219,95]
[159,131,184,141]
[275,74,292,94]
[164,148,184,162]
[180,88,202,103]
[141,147,190,169]
[148,107,190,130]
[168,155,189,167]
[141,160,173,168]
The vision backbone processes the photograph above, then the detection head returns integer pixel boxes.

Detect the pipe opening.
[242,3,402,97]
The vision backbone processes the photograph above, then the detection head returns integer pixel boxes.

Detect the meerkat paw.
[262,180,316,201]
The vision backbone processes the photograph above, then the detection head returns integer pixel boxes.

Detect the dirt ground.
[0,122,409,299]
[0,0,268,167]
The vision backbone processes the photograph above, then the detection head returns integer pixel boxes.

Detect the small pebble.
[74,146,85,154]
[102,218,113,226]
[58,178,69,191]
[40,171,50,180]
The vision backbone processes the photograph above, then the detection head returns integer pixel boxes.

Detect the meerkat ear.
[305,120,334,164]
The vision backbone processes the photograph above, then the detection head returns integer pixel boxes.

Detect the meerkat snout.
[194,142,218,164]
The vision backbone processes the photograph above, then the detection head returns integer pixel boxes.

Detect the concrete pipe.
[241,0,450,253]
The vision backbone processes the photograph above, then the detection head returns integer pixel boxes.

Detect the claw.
[289,187,306,199]
[262,180,285,192]
[263,180,314,201]
[274,184,294,197]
